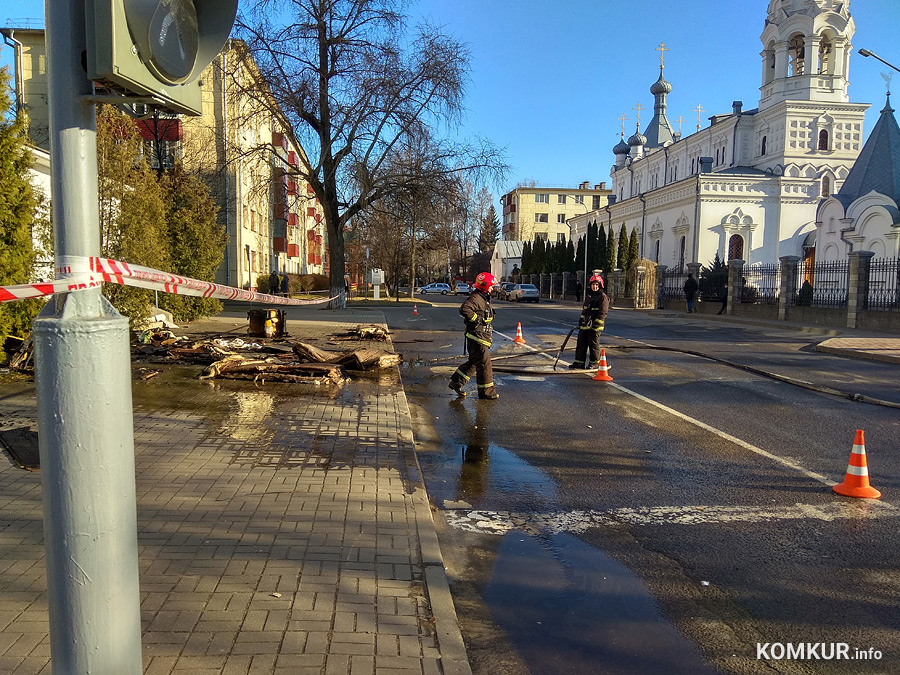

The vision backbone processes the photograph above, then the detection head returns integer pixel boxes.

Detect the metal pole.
[33,1,143,672]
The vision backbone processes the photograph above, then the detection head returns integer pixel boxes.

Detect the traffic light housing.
[85,0,238,116]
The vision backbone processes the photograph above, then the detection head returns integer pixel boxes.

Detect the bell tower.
[758,0,855,111]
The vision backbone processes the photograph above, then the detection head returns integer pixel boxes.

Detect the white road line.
[442,501,898,535]
[609,382,839,487]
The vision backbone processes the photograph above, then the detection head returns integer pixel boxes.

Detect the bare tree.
[238,0,505,307]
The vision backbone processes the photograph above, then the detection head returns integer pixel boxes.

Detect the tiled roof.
[838,94,900,203]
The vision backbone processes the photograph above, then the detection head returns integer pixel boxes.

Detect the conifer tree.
[606,226,616,271]
[628,228,640,270]
[566,239,575,273]
[597,224,607,272]
[617,224,629,271]
[0,67,41,349]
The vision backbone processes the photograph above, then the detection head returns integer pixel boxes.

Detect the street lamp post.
[858,49,900,75]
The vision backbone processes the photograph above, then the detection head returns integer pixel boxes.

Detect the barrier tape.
[0,256,338,306]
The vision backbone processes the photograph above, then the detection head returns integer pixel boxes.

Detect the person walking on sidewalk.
[268,270,280,295]
[449,272,500,400]
[570,274,610,370]
[683,273,699,313]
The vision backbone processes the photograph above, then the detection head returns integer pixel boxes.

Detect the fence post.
[847,250,874,328]
[779,255,800,321]
[727,259,745,314]
[656,265,668,309]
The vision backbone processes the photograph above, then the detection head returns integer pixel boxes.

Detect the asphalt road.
[382,296,900,675]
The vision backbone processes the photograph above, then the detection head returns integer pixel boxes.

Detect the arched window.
[727,235,744,261]
[655,239,660,263]
[818,36,832,74]
[678,236,686,272]
[761,136,767,156]
[818,129,829,151]
[788,35,805,76]
[821,175,830,197]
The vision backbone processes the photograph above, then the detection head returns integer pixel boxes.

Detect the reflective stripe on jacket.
[460,289,494,346]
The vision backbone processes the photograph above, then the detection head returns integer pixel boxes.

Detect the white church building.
[570,0,870,272]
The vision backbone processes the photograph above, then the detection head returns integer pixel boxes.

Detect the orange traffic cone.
[413,304,419,316]
[833,430,881,499]
[592,349,614,381]
[513,322,526,344]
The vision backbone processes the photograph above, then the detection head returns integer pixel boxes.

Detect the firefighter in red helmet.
[449,272,500,400]
[570,273,610,369]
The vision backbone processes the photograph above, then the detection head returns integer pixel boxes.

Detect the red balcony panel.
[274,203,287,220]
[287,180,298,196]
[307,252,315,264]
[306,207,316,217]
[315,234,323,245]
[315,213,322,223]
[287,213,298,228]
[306,184,315,195]
[273,237,288,253]
[287,243,300,258]
[315,255,322,265]
[287,151,299,167]
[135,118,182,141]
[306,229,315,241]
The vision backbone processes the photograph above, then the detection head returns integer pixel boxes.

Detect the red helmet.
[589,274,605,288]
[473,272,496,293]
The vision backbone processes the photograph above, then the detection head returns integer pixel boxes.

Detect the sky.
[4,0,899,198]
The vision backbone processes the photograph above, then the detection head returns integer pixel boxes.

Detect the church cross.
[675,115,685,135]
[633,101,645,127]
[618,113,629,136]
[694,104,705,132]
[656,41,669,69]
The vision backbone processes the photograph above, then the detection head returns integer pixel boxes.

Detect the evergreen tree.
[533,237,546,273]
[587,221,599,271]
[522,241,532,274]
[478,204,500,253]
[597,225,607,273]
[628,228,639,270]
[158,167,226,321]
[617,224,629,271]
[0,67,42,349]
[566,239,575,273]
[574,235,584,273]
[606,226,616,271]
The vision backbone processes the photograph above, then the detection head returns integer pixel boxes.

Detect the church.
[573,0,871,273]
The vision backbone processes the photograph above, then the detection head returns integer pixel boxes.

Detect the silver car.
[509,283,539,303]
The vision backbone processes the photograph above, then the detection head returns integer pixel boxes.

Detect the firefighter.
[570,274,610,369]
[449,272,500,400]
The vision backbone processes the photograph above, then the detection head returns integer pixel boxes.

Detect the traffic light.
[85,0,238,116]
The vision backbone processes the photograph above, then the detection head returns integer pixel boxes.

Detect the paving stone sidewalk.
[0,310,471,675]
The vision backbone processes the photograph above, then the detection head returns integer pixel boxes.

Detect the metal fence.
[797,259,849,309]
[660,271,689,304]
[742,264,780,304]
[867,257,900,312]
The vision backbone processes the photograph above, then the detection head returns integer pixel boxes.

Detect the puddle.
[484,530,719,675]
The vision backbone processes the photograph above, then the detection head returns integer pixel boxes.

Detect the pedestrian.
[268,269,280,295]
[717,286,728,315]
[449,272,500,400]
[280,273,289,297]
[683,272,699,313]
[570,274,610,370]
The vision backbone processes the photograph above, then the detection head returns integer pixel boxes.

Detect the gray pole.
[33,1,143,672]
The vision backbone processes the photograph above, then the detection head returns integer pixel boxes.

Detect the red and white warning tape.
[0,256,338,306]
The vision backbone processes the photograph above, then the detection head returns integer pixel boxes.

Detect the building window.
[536,193,549,203]
[727,234,744,261]
[557,233,566,244]
[678,236,685,272]
[761,136,767,156]
[574,195,584,205]
[534,232,548,242]
[818,130,829,151]
[592,195,601,209]
[535,213,548,223]
[557,214,566,223]
[822,175,830,196]
[557,194,566,204]
[655,240,660,263]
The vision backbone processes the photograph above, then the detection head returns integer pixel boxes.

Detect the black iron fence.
[742,264,779,305]
[800,260,849,309]
[867,258,900,312]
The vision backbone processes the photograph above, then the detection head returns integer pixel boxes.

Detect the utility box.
[248,309,287,338]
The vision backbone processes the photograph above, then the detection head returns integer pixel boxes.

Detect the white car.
[509,283,540,303]
[454,282,471,295]
[418,283,451,295]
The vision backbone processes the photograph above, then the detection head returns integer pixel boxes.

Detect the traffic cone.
[833,430,881,499]
[592,349,614,381]
[513,322,526,344]
[413,304,419,316]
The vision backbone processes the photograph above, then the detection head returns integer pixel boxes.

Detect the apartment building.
[500,181,613,244]
[1,29,325,291]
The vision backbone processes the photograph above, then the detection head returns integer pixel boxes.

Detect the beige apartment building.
[1,29,325,291]
[500,181,613,243]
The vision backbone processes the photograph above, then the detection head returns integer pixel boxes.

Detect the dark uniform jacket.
[579,288,610,331]
[460,289,494,346]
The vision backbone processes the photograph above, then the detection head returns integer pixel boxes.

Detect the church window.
[818,36,832,74]
[715,149,720,165]
[691,158,695,173]
[821,176,830,197]
[655,240,660,263]
[818,130,829,151]
[761,136,767,156]
[678,237,686,272]
[727,235,744,261]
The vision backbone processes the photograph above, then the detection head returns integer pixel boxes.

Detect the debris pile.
[200,355,345,385]
[332,324,390,341]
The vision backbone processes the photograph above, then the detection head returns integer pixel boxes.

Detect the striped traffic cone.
[833,430,881,499]
[513,322,526,344]
[413,304,419,316]
[592,349,613,381]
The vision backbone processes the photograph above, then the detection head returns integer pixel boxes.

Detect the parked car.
[454,282,471,295]
[418,283,451,295]
[509,283,540,303]
[494,282,516,300]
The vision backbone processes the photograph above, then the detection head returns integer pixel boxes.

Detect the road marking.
[609,382,838,487]
[442,501,898,535]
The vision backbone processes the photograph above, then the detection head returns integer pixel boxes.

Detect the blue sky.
[4,0,899,197]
